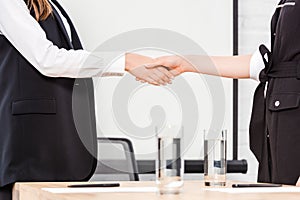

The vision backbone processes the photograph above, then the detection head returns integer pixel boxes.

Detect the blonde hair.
[27,0,52,21]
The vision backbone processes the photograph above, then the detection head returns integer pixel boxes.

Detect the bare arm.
[151,54,252,79]
[195,55,251,78]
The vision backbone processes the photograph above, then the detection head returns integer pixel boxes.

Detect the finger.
[149,73,166,85]
[151,68,172,85]
[156,67,175,80]
[136,78,146,83]
[145,77,159,86]
[152,68,172,84]
[144,61,164,69]
[146,64,173,79]
[130,66,153,83]
[169,69,181,77]
[136,77,147,83]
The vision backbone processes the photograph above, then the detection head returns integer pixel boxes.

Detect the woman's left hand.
[296,177,300,186]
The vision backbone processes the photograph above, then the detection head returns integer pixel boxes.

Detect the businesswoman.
[150,0,300,185]
[0,0,173,199]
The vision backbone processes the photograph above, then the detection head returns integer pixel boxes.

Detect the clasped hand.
[125,53,185,85]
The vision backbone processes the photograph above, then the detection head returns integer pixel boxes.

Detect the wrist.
[179,57,191,73]
[125,53,153,71]
[125,53,131,71]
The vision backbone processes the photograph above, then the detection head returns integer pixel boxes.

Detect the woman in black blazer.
[0,0,173,199]
[150,0,300,186]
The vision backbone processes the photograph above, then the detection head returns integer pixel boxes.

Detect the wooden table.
[12,181,300,200]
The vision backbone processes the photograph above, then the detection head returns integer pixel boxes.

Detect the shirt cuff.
[91,51,126,77]
[250,48,265,81]
[250,40,271,81]
[105,54,126,75]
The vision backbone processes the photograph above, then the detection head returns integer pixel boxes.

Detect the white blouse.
[0,0,125,78]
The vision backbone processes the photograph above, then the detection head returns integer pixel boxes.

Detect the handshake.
[125,53,188,86]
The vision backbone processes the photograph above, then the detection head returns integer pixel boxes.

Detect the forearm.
[183,55,251,79]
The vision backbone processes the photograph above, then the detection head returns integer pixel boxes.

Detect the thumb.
[144,60,166,69]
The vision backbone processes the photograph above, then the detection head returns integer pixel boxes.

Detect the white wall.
[58,0,233,54]
[58,0,234,162]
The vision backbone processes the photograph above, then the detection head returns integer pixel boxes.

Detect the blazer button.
[275,100,280,107]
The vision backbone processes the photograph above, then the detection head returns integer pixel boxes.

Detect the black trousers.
[0,184,13,200]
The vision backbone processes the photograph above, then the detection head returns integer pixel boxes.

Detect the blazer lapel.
[50,1,74,49]
[50,0,83,50]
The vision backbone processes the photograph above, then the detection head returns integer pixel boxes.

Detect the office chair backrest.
[90,137,139,181]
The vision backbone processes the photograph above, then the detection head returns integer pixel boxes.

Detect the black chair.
[90,137,139,181]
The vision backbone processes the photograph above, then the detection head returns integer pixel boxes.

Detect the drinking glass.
[203,129,227,186]
[156,125,184,194]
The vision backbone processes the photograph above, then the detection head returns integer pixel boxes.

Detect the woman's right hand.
[125,53,174,85]
[147,55,188,77]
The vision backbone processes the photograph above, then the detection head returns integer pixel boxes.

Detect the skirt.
[0,184,13,200]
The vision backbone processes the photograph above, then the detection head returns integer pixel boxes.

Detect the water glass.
[203,129,227,186]
[156,125,184,194]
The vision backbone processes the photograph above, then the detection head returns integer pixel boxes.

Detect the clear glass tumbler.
[203,129,227,186]
[156,125,184,194]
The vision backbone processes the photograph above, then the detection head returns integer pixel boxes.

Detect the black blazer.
[249,0,300,185]
[0,0,97,187]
